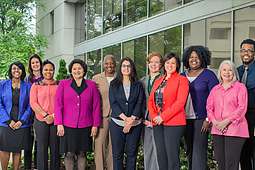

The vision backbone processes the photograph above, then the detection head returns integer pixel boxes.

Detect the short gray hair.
[217,60,239,83]
[103,55,115,63]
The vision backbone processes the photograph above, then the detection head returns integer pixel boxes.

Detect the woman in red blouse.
[148,53,189,170]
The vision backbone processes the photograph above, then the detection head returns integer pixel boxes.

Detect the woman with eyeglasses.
[109,57,144,170]
[0,61,32,170]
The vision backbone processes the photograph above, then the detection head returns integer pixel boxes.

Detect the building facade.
[37,0,255,79]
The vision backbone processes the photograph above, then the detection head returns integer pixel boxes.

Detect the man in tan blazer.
[92,55,117,170]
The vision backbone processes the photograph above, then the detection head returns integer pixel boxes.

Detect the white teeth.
[192,62,197,64]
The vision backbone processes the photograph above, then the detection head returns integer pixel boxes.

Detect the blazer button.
[163,102,166,104]
[126,102,128,105]
[77,103,80,106]
[77,96,79,98]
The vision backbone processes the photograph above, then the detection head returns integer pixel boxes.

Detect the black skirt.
[0,126,32,153]
[60,126,92,154]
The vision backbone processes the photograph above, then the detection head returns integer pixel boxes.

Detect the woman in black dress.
[0,61,32,170]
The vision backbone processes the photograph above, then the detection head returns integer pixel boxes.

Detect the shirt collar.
[216,80,238,90]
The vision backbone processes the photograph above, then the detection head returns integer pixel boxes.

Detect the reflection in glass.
[234,6,255,67]
[149,0,164,16]
[87,0,102,40]
[165,0,181,11]
[164,26,182,57]
[149,32,164,55]
[123,40,135,61]
[103,0,122,34]
[206,13,231,72]
[123,0,147,26]
[134,36,147,78]
[87,49,102,80]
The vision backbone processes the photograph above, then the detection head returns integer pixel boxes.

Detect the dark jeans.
[184,119,208,170]
[153,125,185,170]
[110,120,142,170]
[214,135,245,170]
[34,117,60,170]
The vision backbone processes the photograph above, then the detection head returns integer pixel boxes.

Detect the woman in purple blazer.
[54,59,101,170]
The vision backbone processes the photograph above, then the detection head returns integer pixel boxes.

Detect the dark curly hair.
[240,39,255,49]
[182,45,211,69]
[68,59,87,77]
[8,61,26,80]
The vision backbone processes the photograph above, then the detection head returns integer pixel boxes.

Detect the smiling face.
[148,56,161,74]
[43,64,54,81]
[31,58,41,72]
[241,43,255,66]
[220,63,234,83]
[11,64,22,80]
[164,57,177,75]
[103,57,116,76]
[189,51,202,70]
[71,63,85,80]
[121,60,131,77]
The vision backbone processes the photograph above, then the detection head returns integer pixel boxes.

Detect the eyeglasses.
[240,49,254,54]
[121,64,131,68]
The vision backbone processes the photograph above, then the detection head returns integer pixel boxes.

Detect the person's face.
[31,58,41,72]
[189,51,202,70]
[220,63,234,83]
[164,57,177,75]
[148,56,161,74]
[241,43,255,66]
[121,60,131,77]
[11,64,22,79]
[103,57,116,75]
[71,63,84,79]
[42,64,54,81]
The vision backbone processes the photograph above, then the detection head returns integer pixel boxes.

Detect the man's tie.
[241,66,248,85]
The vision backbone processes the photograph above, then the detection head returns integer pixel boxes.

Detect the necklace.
[12,81,21,91]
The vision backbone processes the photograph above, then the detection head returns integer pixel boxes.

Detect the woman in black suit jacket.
[109,57,144,170]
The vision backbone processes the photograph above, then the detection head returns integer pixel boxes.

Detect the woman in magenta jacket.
[207,60,249,170]
[54,59,101,170]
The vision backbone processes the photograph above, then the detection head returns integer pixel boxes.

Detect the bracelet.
[43,114,49,118]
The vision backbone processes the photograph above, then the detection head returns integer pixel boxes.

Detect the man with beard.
[238,39,255,170]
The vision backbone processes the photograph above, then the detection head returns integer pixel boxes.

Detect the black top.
[154,79,167,115]
[10,88,20,121]
[70,78,87,95]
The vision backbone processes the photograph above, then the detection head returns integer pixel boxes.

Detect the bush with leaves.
[55,59,71,81]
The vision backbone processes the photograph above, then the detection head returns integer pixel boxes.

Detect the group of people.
[0,38,254,170]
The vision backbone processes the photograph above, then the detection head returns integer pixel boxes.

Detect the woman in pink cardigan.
[206,60,249,170]
[54,59,101,170]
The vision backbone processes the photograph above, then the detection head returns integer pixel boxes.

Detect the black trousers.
[153,125,185,170]
[34,117,60,170]
[184,119,208,170]
[240,109,255,170]
[214,135,245,170]
[110,120,142,170]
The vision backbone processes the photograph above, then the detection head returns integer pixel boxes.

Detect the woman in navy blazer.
[0,61,32,170]
[109,57,144,170]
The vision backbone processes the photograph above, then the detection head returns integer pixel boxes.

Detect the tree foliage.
[55,59,71,81]
[0,0,48,78]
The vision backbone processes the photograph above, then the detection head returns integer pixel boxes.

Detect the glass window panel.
[149,0,164,16]
[149,32,164,55]
[75,3,86,44]
[234,6,255,67]
[123,0,147,26]
[87,49,102,80]
[165,0,181,11]
[103,0,122,34]
[87,0,102,40]
[184,0,194,4]
[183,20,205,50]
[164,26,182,57]
[123,40,134,61]
[206,13,231,73]
[134,36,147,78]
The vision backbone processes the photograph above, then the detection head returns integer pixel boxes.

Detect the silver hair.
[103,55,115,63]
[217,60,239,83]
